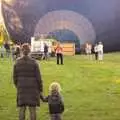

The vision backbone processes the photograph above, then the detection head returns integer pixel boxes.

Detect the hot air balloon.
[1,0,120,52]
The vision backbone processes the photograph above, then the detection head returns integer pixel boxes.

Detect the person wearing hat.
[13,43,43,120]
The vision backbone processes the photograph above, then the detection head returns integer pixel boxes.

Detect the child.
[42,82,64,120]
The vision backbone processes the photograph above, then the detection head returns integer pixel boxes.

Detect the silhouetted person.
[43,43,48,60]
[94,43,98,60]
[14,44,21,59]
[4,41,10,57]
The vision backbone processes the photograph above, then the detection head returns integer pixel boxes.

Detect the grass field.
[0,53,120,120]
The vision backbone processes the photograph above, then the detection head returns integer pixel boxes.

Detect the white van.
[30,37,54,59]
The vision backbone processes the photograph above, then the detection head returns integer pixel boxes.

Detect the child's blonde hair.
[49,82,61,94]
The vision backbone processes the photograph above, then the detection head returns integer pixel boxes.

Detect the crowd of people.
[0,41,64,65]
[0,40,104,62]
[0,41,21,60]
[85,41,104,61]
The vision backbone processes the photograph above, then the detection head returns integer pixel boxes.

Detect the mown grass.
[0,53,120,120]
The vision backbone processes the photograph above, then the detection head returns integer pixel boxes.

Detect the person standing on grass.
[0,44,5,58]
[97,41,104,61]
[14,44,21,59]
[4,41,10,57]
[85,43,92,59]
[55,43,63,65]
[13,43,43,120]
[42,82,64,120]
[43,43,49,60]
[94,43,98,60]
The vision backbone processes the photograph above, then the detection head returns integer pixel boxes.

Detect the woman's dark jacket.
[13,56,43,107]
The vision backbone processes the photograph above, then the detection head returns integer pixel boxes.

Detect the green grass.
[0,53,120,120]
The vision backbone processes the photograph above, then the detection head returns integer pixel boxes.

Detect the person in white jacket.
[97,42,103,61]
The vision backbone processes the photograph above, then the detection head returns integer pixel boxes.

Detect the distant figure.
[4,41,10,57]
[97,42,104,61]
[85,43,92,59]
[11,44,16,60]
[43,43,48,60]
[14,44,21,59]
[85,43,92,55]
[94,43,98,60]
[42,82,64,120]
[13,43,43,120]
[0,45,5,58]
[55,43,63,65]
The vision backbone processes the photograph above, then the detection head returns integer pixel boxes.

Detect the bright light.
[3,0,16,6]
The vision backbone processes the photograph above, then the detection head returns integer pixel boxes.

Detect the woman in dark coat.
[13,43,43,120]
